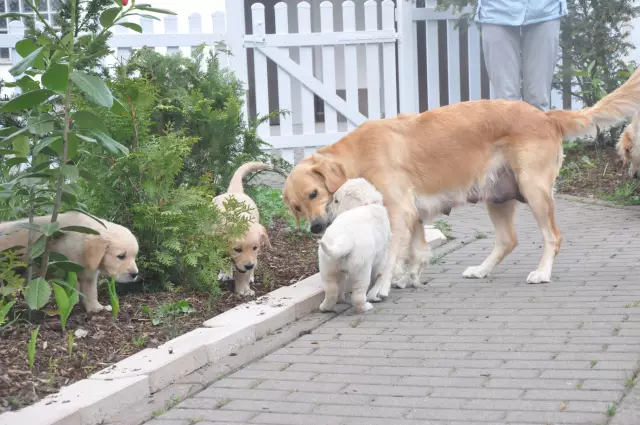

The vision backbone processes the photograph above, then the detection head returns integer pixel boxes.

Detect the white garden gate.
[243,0,398,163]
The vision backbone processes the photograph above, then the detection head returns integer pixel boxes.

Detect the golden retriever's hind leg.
[394,221,431,289]
[520,180,561,284]
[463,200,518,279]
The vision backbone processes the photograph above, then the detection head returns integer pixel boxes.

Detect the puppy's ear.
[311,154,347,193]
[83,235,109,271]
[259,225,272,250]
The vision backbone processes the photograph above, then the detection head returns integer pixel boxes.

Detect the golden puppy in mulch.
[617,114,640,178]
[213,162,272,297]
[283,68,640,302]
[0,212,140,313]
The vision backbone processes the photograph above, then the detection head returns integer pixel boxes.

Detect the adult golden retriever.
[283,69,640,302]
[0,212,140,313]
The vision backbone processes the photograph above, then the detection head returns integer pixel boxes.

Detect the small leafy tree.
[0,1,175,315]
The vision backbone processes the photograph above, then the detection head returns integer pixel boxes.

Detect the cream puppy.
[318,178,391,313]
[213,162,272,297]
[0,212,140,313]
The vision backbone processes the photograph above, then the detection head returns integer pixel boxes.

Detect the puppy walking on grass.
[318,178,391,314]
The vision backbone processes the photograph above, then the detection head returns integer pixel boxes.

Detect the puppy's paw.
[237,288,256,297]
[250,275,255,284]
[218,270,234,282]
[319,301,336,312]
[85,303,111,314]
[526,270,551,284]
[462,265,489,279]
[354,302,373,314]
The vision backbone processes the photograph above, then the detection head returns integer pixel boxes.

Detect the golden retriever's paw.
[462,266,489,279]
[526,270,551,284]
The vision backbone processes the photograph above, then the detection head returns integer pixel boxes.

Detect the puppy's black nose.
[130,272,139,279]
[244,264,254,270]
[310,219,326,234]
[634,171,639,179]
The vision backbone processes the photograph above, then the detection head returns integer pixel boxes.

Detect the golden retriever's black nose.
[130,272,139,279]
[310,219,326,234]
[244,264,254,270]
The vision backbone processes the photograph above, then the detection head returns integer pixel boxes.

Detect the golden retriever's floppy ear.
[310,154,347,193]
[83,235,109,271]
[259,225,272,250]
[282,188,301,227]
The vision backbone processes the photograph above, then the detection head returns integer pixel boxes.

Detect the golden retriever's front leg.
[367,207,412,301]
[79,271,111,313]
[394,220,431,289]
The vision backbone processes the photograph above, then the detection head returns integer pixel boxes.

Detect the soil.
[0,219,319,413]
[556,143,640,203]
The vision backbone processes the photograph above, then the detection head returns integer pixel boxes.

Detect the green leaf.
[135,5,177,15]
[111,97,130,116]
[1,89,54,112]
[100,7,121,28]
[12,134,30,156]
[65,208,106,228]
[52,283,69,319]
[42,222,60,236]
[15,39,39,58]
[60,225,100,235]
[70,71,113,108]
[27,326,39,369]
[9,46,45,77]
[27,114,55,135]
[24,278,51,310]
[5,157,28,167]
[73,110,108,133]
[60,164,79,182]
[72,132,97,144]
[42,63,69,92]
[0,300,15,325]
[49,261,85,273]
[89,130,129,155]
[14,75,40,92]
[32,136,61,157]
[130,13,160,21]
[29,235,46,259]
[51,135,79,160]
[117,22,143,33]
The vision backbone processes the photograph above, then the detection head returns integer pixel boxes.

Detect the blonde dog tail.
[319,234,353,259]
[546,67,640,140]
[227,162,272,194]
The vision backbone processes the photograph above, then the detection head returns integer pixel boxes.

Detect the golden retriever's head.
[618,117,640,178]
[228,221,271,273]
[84,225,140,283]
[282,153,348,235]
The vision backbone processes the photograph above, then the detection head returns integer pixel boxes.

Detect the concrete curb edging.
[0,228,448,425]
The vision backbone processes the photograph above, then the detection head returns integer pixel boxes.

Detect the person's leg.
[481,24,522,101]
[522,19,561,110]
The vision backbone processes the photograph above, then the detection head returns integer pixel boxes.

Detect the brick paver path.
[148,198,640,425]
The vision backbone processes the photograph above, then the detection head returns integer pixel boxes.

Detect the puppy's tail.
[545,67,640,140]
[227,162,272,194]
[319,234,353,259]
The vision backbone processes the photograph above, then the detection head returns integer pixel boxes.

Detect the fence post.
[225,0,249,122]
[164,15,179,55]
[397,0,418,113]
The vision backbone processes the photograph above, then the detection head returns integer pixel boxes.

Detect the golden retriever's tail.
[227,162,272,194]
[319,234,353,259]
[546,67,640,140]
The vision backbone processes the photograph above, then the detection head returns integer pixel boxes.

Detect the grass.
[351,317,365,328]
[624,300,640,308]
[215,397,231,408]
[475,231,488,239]
[626,367,640,388]
[248,186,311,233]
[607,403,617,416]
[590,360,598,368]
[433,219,452,236]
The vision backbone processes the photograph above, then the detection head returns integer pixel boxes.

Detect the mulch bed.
[0,219,319,413]
[556,144,634,199]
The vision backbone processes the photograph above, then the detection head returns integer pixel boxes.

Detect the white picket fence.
[0,0,591,165]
